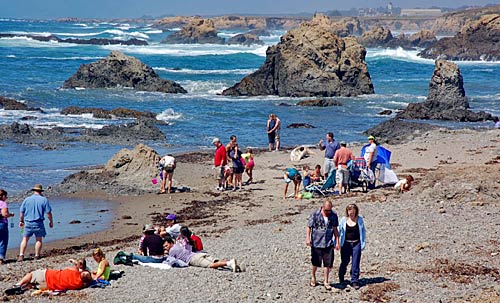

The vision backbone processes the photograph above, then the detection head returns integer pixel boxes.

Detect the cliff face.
[419,14,500,61]
[431,5,500,34]
[154,15,305,30]
[222,15,374,97]
[162,18,225,44]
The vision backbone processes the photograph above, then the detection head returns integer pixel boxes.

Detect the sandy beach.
[0,127,499,302]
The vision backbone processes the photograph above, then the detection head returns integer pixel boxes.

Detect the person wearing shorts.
[18,184,53,262]
[333,141,355,195]
[306,200,339,290]
[158,154,176,194]
[164,238,241,272]
[213,137,228,191]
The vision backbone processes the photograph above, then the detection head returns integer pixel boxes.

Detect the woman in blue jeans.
[0,189,15,264]
[338,203,366,290]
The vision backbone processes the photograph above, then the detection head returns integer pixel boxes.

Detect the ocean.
[1,19,499,196]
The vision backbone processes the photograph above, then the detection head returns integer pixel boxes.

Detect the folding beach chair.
[304,170,336,197]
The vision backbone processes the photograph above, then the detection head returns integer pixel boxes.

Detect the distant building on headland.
[400,9,442,17]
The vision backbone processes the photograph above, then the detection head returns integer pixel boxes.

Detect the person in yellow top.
[241,148,255,184]
[91,248,110,281]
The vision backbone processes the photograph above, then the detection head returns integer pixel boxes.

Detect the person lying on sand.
[164,237,242,272]
[6,258,92,295]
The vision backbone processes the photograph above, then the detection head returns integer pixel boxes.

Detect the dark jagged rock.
[222,15,374,97]
[162,19,225,44]
[296,99,343,107]
[82,119,166,144]
[227,33,264,46]
[62,51,187,93]
[0,96,43,112]
[20,116,37,120]
[397,59,494,122]
[364,118,441,144]
[61,106,157,120]
[247,29,272,36]
[359,27,437,49]
[419,14,500,61]
[287,123,316,128]
[0,33,148,46]
[278,102,293,106]
[378,110,393,115]
[0,122,64,143]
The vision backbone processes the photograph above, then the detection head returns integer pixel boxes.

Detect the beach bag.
[113,251,134,266]
[191,234,204,252]
[302,192,313,199]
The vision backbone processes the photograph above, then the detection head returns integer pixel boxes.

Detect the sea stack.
[397,59,493,121]
[222,14,374,97]
[162,18,225,44]
[62,51,187,93]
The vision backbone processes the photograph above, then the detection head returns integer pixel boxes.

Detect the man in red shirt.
[213,137,228,191]
[333,141,355,195]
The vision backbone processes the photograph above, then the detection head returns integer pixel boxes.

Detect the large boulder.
[397,59,494,122]
[82,119,166,144]
[62,51,187,93]
[227,33,264,46]
[162,18,225,44]
[61,106,157,120]
[358,27,437,49]
[222,15,374,97]
[58,144,161,195]
[407,30,438,48]
[419,14,500,61]
[296,99,343,107]
[358,26,393,47]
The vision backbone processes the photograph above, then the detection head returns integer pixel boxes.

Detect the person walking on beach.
[242,148,255,184]
[267,114,281,151]
[333,142,355,195]
[18,184,53,262]
[338,203,366,290]
[213,137,228,191]
[318,132,340,179]
[0,189,15,264]
[306,199,340,291]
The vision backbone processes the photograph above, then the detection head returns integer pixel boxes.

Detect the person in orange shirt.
[7,259,92,294]
[333,142,355,195]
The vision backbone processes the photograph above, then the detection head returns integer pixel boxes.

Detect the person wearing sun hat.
[364,136,378,189]
[18,184,53,262]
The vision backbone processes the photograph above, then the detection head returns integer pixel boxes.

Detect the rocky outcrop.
[332,17,364,37]
[296,99,343,107]
[287,123,316,128]
[419,14,500,61]
[82,119,166,144]
[62,51,187,93]
[0,33,147,45]
[247,29,272,36]
[397,60,494,122]
[358,27,437,49]
[431,5,500,34]
[0,122,64,145]
[162,18,225,44]
[61,106,157,120]
[227,33,264,46]
[364,118,441,144]
[58,144,161,195]
[0,96,42,111]
[222,15,374,97]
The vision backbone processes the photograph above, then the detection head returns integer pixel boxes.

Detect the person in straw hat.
[18,184,53,262]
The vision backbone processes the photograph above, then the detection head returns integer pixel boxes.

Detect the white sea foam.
[30,56,102,61]
[144,29,163,34]
[6,54,16,58]
[366,47,434,64]
[180,80,230,95]
[74,23,89,27]
[156,108,183,122]
[101,44,268,57]
[153,67,255,75]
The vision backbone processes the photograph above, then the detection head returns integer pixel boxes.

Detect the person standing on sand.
[158,154,176,194]
[338,203,366,290]
[318,132,340,179]
[213,137,228,191]
[18,184,53,262]
[267,114,281,151]
[364,135,378,189]
[306,199,340,291]
[0,189,15,264]
[333,142,355,195]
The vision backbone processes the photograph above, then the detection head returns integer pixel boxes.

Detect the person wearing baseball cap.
[164,214,181,238]
[18,184,53,262]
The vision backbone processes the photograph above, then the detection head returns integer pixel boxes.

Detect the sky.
[0,0,498,19]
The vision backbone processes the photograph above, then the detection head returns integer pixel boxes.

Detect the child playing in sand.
[394,175,414,193]
[242,148,255,184]
[310,164,323,182]
[91,248,110,281]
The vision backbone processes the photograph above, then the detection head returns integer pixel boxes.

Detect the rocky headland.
[419,14,500,61]
[397,59,495,122]
[222,14,374,97]
[162,18,225,44]
[430,4,500,34]
[62,51,187,93]
[0,33,147,46]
